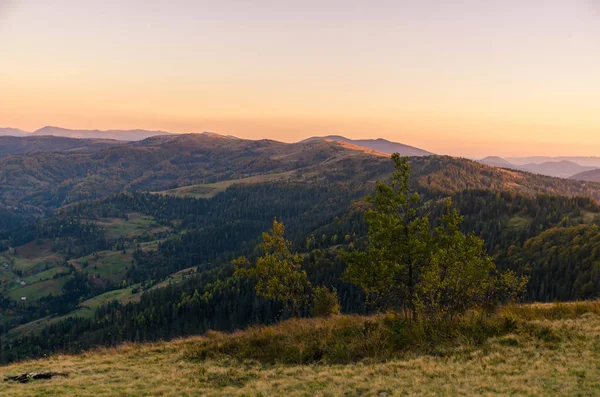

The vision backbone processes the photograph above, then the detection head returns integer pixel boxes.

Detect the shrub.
[311,286,341,317]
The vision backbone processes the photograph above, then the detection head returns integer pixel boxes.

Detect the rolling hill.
[301,135,433,156]
[1,134,600,216]
[570,169,600,182]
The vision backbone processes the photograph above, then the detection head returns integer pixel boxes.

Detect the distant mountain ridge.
[0,126,240,142]
[301,135,433,157]
[0,128,28,137]
[479,156,599,178]
[507,156,600,168]
[0,136,125,157]
[570,169,600,183]
[30,126,173,141]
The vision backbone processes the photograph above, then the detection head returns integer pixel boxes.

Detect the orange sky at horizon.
[1,0,600,157]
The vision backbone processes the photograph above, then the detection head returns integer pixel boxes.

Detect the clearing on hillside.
[94,212,167,240]
[155,171,296,198]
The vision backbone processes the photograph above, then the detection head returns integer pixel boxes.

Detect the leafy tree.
[417,201,498,321]
[235,219,312,316]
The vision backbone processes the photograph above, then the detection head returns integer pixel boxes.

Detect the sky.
[1,0,599,157]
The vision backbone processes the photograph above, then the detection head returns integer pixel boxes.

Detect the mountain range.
[1,133,599,219]
[479,156,599,179]
[507,156,600,168]
[0,126,172,141]
[1,127,435,159]
[3,126,599,181]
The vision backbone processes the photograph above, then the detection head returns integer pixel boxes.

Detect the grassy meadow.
[1,301,599,396]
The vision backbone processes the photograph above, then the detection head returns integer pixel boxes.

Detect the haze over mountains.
[1,126,172,141]
[479,156,600,179]
[0,128,28,137]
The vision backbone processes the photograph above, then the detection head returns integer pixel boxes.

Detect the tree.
[344,153,430,317]
[234,219,312,316]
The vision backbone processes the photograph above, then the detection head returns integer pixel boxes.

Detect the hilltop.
[302,135,433,156]
[1,301,599,396]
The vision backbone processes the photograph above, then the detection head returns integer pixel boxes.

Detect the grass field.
[5,276,72,302]
[1,240,64,274]
[70,250,133,282]
[80,285,142,311]
[147,266,197,291]
[156,171,296,198]
[22,267,69,285]
[6,285,143,340]
[95,213,167,240]
[1,301,600,396]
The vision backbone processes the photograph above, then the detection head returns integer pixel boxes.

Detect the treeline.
[507,224,600,301]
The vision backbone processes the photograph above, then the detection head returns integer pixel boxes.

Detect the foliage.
[344,154,430,315]
[235,219,312,315]
[311,286,341,317]
[345,154,527,321]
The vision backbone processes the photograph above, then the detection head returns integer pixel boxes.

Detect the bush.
[311,286,341,317]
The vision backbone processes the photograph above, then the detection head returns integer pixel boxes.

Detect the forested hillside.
[2,134,600,231]
[2,135,600,364]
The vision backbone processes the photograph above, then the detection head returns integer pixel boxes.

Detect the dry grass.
[1,301,600,396]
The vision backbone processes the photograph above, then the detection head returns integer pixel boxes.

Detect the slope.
[1,301,599,396]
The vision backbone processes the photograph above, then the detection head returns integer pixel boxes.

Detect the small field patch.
[6,275,72,302]
[155,171,296,199]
